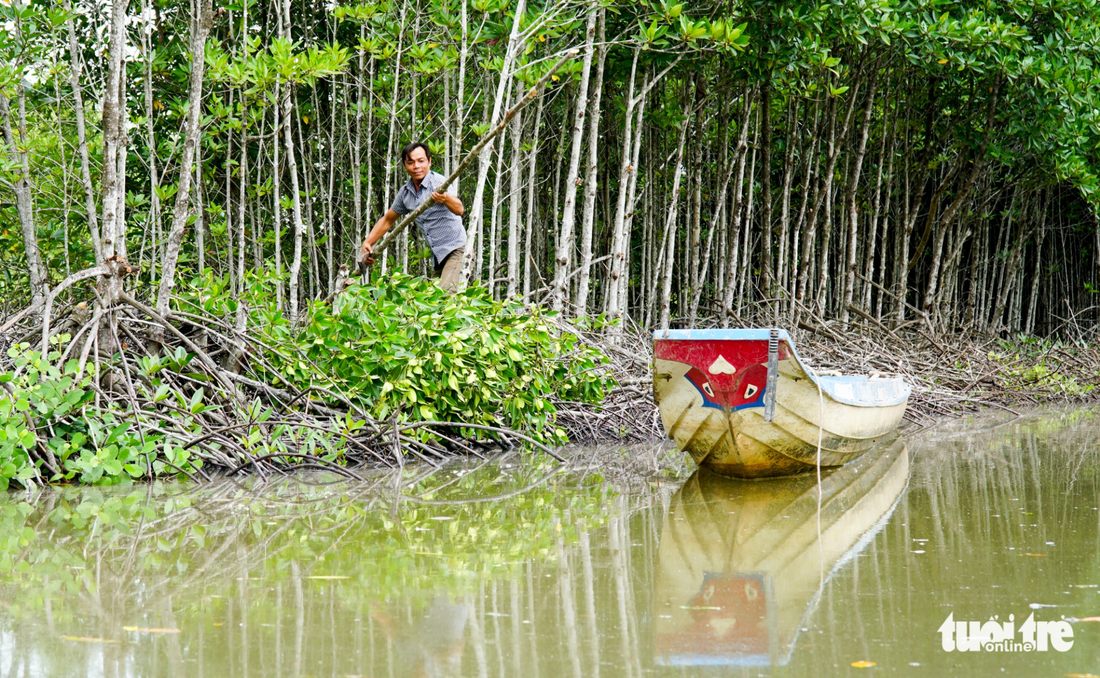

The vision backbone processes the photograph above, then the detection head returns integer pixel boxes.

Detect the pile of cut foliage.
[0,274,621,489]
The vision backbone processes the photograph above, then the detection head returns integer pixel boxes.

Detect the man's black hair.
[401,142,432,163]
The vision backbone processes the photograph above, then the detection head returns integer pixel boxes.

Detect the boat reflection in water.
[654,432,909,667]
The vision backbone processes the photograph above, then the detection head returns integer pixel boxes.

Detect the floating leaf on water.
[123,626,181,633]
[851,660,877,668]
[60,635,120,643]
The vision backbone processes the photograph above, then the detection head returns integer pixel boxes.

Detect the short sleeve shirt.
[390,170,466,265]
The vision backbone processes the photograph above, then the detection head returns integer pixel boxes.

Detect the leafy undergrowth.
[987,336,1098,398]
[0,345,206,490]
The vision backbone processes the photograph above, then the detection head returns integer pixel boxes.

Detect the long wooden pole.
[359,48,579,275]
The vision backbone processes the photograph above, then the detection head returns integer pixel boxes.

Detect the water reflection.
[655,434,908,667]
[3,410,1100,676]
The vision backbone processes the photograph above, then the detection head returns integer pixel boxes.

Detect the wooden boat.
[653,433,909,667]
[652,328,910,478]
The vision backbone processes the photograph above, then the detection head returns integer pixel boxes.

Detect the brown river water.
[1,408,1099,677]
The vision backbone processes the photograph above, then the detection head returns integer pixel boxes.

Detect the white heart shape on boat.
[708,356,737,375]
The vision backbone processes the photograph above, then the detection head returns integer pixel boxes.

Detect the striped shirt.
[390,170,466,265]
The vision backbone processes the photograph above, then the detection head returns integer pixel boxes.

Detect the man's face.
[404,147,431,183]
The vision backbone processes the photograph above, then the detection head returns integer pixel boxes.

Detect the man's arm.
[431,192,464,216]
[361,209,401,263]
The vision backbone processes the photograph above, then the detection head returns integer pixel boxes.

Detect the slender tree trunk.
[381,0,409,277]
[455,0,467,197]
[141,0,161,277]
[894,86,937,323]
[282,0,307,320]
[98,0,131,309]
[574,8,606,316]
[195,138,206,274]
[991,192,1031,328]
[657,94,692,330]
[686,75,705,318]
[237,101,248,286]
[0,89,46,307]
[63,0,101,266]
[273,75,284,305]
[759,77,774,307]
[777,98,799,312]
[921,156,984,314]
[617,95,648,320]
[157,0,214,316]
[721,92,754,323]
[352,26,365,242]
[1026,222,1046,335]
[865,95,896,315]
[604,50,639,322]
[506,82,524,298]
[796,81,862,308]
[489,116,508,297]
[325,87,337,292]
[461,0,526,285]
[736,131,758,316]
[840,69,878,325]
[523,90,544,301]
[689,97,734,325]
[550,7,597,312]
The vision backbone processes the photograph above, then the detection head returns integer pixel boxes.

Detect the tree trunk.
[604,50,640,322]
[461,0,526,286]
[0,89,46,308]
[550,7,597,312]
[98,0,131,309]
[573,8,606,316]
[141,0,161,277]
[523,90,544,302]
[283,0,307,320]
[157,0,214,316]
[840,69,878,325]
[657,97,691,330]
[796,80,862,308]
[921,156,984,315]
[506,82,524,298]
[63,0,101,267]
[759,77,774,307]
[721,92,754,323]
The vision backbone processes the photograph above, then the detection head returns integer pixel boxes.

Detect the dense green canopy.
[3,0,1100,331]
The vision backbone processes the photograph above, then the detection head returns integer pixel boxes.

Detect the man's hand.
[360,239,375,266]
[431,191,464,216]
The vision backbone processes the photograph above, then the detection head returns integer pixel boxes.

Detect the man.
[361,142,466,292]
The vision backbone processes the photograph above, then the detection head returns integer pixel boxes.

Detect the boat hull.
[653,329,909,478]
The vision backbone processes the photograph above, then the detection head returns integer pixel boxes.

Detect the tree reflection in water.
[3,410,1100,677]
